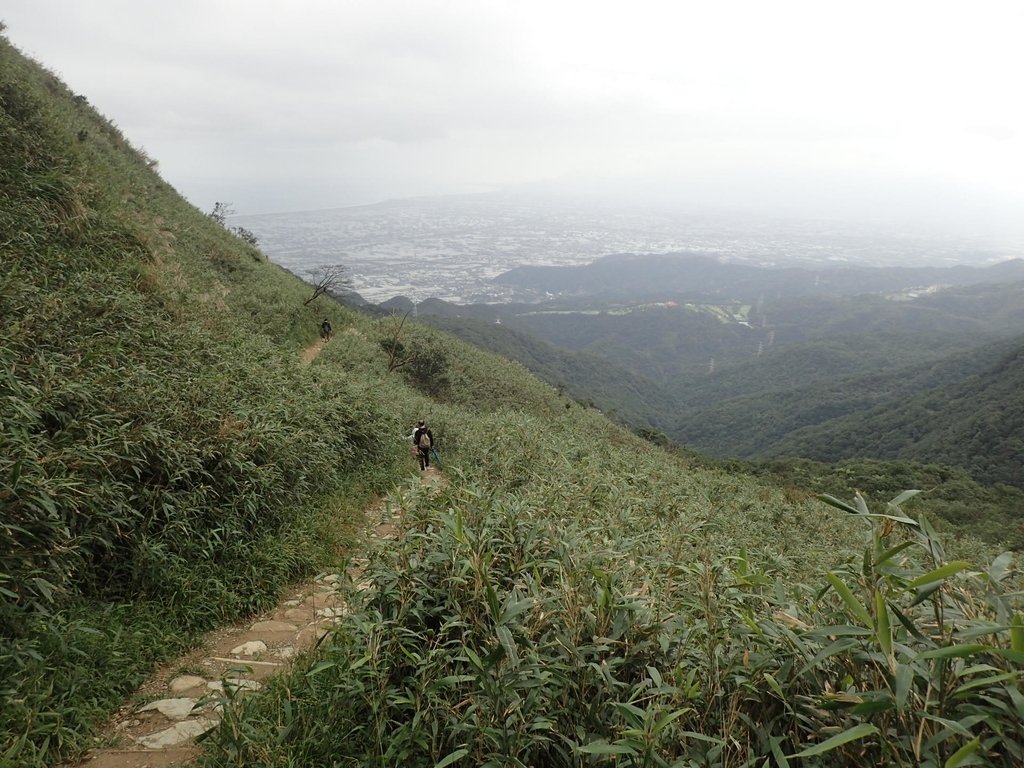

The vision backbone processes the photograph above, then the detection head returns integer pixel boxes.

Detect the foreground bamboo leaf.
[791,723,880,758]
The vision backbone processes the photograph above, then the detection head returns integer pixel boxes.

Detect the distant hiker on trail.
[320,318,333,341]
[413,420,434,471]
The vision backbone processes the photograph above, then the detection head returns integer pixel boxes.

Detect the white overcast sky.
[4,0,1024,239]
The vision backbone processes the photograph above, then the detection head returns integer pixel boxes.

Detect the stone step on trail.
[74,487,422,767]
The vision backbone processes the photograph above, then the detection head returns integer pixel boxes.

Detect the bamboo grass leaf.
[888,489,921,507]
[854,493,870,515]
[874,541,915,569]
[677,731,725,745]
[875,591,893,666]
[825,572,873,629]
[944,736,981,768]
[817,494,860,515]
[987,551,1013,583]
[653,707,689,734]
[991,647,1024,665]
[497,593,533,626]
[952,671,1021,695]
[646,666,663,686]
[910,582,943,608]
[763,672,786,701]
[305,661,337,677]
[578,741,636,755]
[496,625,519,669]
[895,663,914,712]
[434,747,469,768]
[916,644,989,661]
[485,584,500,621]
[791,723,879,758]
[769,735,791,768]
[908,562,971,589]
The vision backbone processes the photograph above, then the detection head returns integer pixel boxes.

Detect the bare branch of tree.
[303,264,350,306]
[381,311,417,372]
[208,201,236,225]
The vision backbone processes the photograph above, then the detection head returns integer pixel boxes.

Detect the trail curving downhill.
[70,339,443,767]
[73,495,401,768]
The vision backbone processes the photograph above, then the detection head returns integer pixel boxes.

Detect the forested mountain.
[669,331,1023,469]
[762,280,1024,343]
[763,338,1024,487]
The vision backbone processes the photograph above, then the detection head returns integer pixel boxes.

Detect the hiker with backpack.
[413,420,434,471]
[320,318,333,341]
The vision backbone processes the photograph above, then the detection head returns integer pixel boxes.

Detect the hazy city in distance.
[233,193,1024,305]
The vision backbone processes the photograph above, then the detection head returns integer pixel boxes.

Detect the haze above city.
[5,0,1024,245]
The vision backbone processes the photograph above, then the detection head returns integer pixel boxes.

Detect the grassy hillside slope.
[423,315,678,430]
[0,33,410,764]
[3,35,1023,768]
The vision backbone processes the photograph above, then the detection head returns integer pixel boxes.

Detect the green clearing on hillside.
[3,33,1023,768]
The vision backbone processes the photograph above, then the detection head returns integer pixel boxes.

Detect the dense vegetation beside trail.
[3,33,1023,768]
[1,35,410,766]
[703,456,1024,552]
[202,458,1024,767]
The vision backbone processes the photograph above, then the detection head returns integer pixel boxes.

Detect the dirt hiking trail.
[300,327,362,367]
[74,470,443,768]
[299,337,327,366]
[70,337,441,767]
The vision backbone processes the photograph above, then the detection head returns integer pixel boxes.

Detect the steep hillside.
[1,33,405,765]
[3,34,1023,768]
[414,275,1024,489]
[415,291,1024,487]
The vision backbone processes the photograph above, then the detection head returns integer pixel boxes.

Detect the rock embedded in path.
[135,718,217,749]
[168,675,207,694]
[296,626,329,647]
[137,698,199,721]
[250,620,297,632]
[230,640,268,656]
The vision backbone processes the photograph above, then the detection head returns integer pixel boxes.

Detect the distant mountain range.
[494,251,1024,302]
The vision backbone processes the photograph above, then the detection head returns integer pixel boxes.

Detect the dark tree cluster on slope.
[207,201,261,248]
